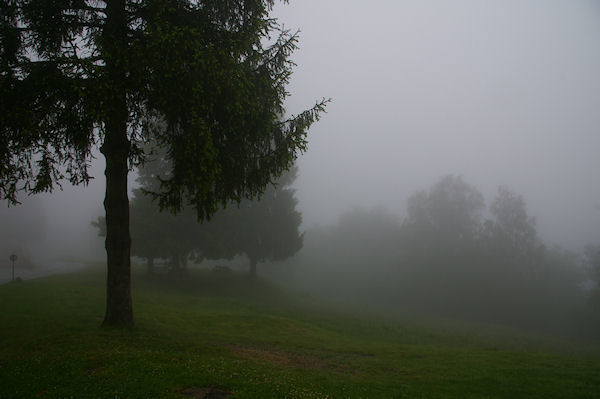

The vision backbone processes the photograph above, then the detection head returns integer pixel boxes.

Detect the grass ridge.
[0,265,599,398]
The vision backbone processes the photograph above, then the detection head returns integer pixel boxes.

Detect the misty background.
[2,1,600,332]
[279,0,600,250]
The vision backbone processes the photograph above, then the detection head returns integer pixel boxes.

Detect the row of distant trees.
[585,243,600,329]
[282,175,599,337]
[93,145,303,278]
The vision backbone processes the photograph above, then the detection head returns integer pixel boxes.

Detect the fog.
[0,158,106,280]
[276,0,600,250]
[2,1,600,335]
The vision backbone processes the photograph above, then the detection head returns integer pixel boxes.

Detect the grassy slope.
[0,265,599,399]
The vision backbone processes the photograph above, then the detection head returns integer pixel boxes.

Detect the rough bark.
[101,133,133,326]
[101,0,133,327]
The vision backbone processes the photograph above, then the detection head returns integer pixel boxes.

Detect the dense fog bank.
[264,176,600,339]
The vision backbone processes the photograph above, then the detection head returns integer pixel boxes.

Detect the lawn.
[0,265,599,398]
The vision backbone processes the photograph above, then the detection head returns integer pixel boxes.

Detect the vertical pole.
[12,259,14,282]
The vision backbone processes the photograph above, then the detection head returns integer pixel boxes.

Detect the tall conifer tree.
[0,0,326,326]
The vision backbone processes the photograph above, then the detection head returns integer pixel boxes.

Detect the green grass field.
[1,265,599,398]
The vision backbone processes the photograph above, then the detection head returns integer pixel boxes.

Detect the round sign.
[10,254,17,262]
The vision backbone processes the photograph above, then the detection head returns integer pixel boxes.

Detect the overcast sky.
[274,0,600,249]
[2,0,599,265]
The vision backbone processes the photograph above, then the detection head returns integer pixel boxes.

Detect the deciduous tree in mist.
[404,175,485,258]
[95,151,303,279]
[483,186,540,263]
[1,1,326,326]
[585,245,600,286]
[211,167,303,278]
[280,176,587,334]
[128,146,200,276]
[584,244,600,328]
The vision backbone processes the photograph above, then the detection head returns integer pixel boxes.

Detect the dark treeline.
[93,146,303,278]
[271,175,600,339]
[92,171,600,338]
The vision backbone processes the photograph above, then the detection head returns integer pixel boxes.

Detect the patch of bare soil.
[224,344,363,375]
[180,386,233,399]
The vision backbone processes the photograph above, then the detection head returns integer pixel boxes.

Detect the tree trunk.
[101,0,133,327]
[249,258,258,278]
[146,258,155,275]
[101,118,132,326]
[101,112,132,326]
[170,254,179,275]
[172,253,188,278]
[181,253,188,271]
